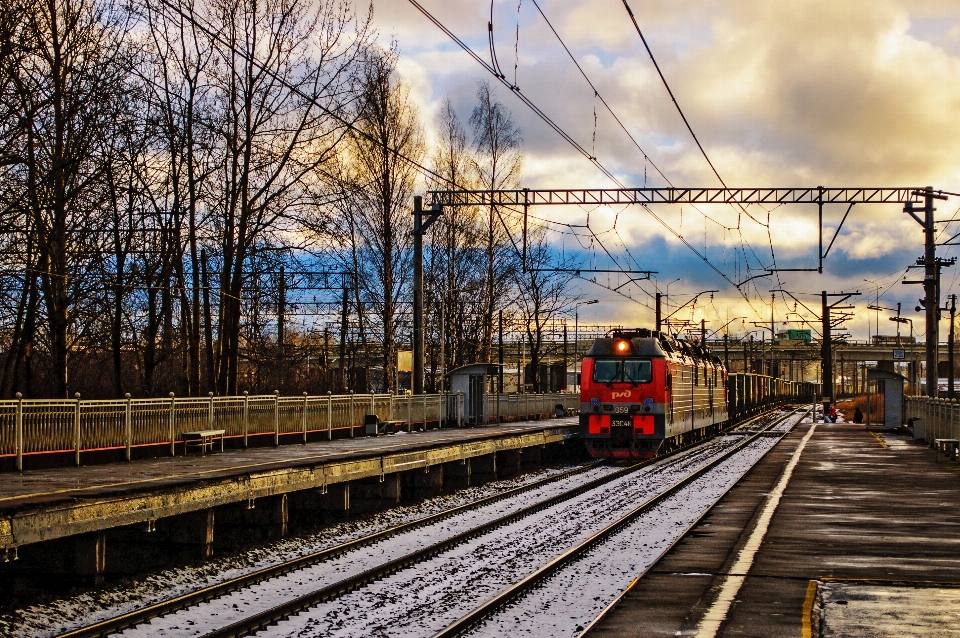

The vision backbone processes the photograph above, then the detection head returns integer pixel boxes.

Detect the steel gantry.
[415,186,953,398]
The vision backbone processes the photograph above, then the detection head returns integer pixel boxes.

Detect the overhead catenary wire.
[407,0,765,321]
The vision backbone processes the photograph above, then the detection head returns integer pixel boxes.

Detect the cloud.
[372,0,960,336]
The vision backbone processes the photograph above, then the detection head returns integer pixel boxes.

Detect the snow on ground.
[467,437,781,637]
[112,442,731,637]
[2,463,602,638]
[768,409,809,432]
[248,436,765,638]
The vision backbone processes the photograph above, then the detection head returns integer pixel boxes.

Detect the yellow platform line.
[801,580,818,638]
[869,430,888,448]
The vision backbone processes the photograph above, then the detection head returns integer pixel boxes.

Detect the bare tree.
[427,98,486,378]
[6,0,134,397]
[206,0,370,394]
[469,81,523,364]
[330,48,424,392]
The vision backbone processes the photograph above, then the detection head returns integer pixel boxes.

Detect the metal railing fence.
[2,390,577,470]
[904,396,960,445]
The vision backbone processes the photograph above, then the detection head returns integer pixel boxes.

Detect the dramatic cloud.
[372,0,960,338]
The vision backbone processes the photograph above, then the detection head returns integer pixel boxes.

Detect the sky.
[368,0,960,342]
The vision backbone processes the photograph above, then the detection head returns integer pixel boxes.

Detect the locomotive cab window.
[592,359,652,383]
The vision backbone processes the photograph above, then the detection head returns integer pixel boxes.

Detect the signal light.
[615,339,630,354]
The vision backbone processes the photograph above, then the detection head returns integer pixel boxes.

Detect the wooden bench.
[182,429,226,455]
[934,438,959,462]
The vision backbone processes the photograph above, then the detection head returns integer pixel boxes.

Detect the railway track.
[59,407,798,638]
[440,405,810,638]
[59,459,612,638]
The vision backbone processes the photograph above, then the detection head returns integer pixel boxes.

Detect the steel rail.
[194,412,776,638]
[57,459,605,638]
[432,407,805,638]
[573,405,812,638]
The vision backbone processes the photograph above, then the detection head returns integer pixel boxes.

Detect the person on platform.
[853,407,864,424]
[828,405,838,423]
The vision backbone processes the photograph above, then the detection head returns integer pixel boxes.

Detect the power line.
[408,0,765,320]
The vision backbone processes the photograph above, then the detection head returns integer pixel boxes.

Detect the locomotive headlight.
[615,339,630,354]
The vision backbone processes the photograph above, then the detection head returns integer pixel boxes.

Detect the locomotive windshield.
[592,359,652,384]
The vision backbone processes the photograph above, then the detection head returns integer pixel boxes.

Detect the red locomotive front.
[579,329,727,459]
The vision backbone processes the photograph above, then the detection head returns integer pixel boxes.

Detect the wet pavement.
[588,420,960,637]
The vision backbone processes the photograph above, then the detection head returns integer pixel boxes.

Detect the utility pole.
[905,187,948,397]
[924,187,938,397]
[655,292,662,331]
[822,291,830,413]
[820,290,858,412]
[499,310,505,394]
[770,292,776,378]
[701,318,706,346]
[562,321,568,391]
[412,196,442,395]
[340,284,349,392]
[723,333,729,371]
[277,265,285,363]
[950,294,957,399]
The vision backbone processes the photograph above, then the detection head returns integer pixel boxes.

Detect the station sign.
[893,349,905,360]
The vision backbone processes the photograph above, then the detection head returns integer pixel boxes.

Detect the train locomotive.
[579,329,817,459]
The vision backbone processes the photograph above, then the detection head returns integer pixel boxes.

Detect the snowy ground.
[7,410,800,638]
[467,436,784,637]
[2,463,605,638]
[244,431,786,638]
[113,440,733,637]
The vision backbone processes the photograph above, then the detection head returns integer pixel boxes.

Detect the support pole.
[950,294,956,400]
[817,186,824,273]
[822,290,832,414]
[412,197,442,395]
[340,285,349,392]
[277,266,285,364]
[562,322,568,391]
[655,292,662,332]
[724,333,729,372]
[499,310,504,395]
[924,186,939,397]
[413,196,424,395]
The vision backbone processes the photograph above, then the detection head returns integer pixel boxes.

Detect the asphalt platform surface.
[589,419,960,637]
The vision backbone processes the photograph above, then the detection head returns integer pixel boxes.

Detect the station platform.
[589,419,960,637]
[0,417,578,556]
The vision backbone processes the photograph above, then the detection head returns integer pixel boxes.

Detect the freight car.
[579,329,818,459]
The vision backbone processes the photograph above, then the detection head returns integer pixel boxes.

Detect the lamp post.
[574,300,599,392]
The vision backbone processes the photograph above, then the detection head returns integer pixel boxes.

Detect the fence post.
[274,390,280,447]
[243,391,249,448]
[15,392,22,472]
[407,392,412,431]
[389,393,394,421]
[302,392,308,444]
[74,392,81,466]
[458,391,463,427]
[327,391,333,440]
[349,391,355,438]
[208,391,215,431]
[125,393,132,462]
[422,393,427,430]
[169,393,176,457]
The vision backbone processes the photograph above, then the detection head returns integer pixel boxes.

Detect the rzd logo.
[611,391,632,399]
